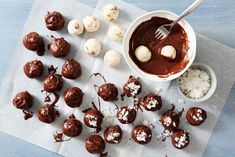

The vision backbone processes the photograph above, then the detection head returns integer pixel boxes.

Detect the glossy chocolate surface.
[129,17,189,77]
[45,11,65,31]
[64,87,83,108]
[23,32,45,56]
[24,60,43,78]
[61,59,81,79]
[132,125,152,145]
[186,107,207,126]
[12,91,33,110]
[85,134,105,154]
[62,114,82,137]
[48,37,70,57]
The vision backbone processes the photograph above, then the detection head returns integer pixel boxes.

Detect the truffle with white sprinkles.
[123,76,142,97]
[132,125,152,144]
[116,106,136,124]
[104,125,122,144]
[84,38,102,56]
[179,68,211,99]
[143,93,162,111]
[171,129,190,149]
[186,107,207,126]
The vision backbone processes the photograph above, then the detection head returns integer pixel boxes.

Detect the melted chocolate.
[64,87,84,108]
[85,134,105,154]
[132,125,152,145]
[129,17,189,77]
[62,114,82,137]
[12,91,33,110]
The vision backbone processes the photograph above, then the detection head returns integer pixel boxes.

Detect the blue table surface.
[0,0,235,157]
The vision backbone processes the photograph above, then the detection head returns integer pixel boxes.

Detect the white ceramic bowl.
[176,63,217,103]
[123,11,197,82]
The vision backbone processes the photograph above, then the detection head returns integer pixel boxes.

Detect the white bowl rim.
[123,10,197,82]
[176,62,217,103]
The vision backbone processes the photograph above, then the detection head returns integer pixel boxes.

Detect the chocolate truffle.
[62,114,82,137]
[186,107,207,126]
[83,108,103,128]
[143,93,162,111]
[12,91,33,110]
[45,11,65,31]
[85,134,105,154]
[23,32,45,56]
[61,59,81,79]
[98,83,118,101]
[104,125,122,144]
[37,104,56,123]
[43,74,63,92]
[24,60,43,78]
[132,125,152,145]
[123,76,141,97]
[64,87,84,108]
[171,129,190,149]
[160,110,181,131]
[48,37,70,57]
[116,106,136,124]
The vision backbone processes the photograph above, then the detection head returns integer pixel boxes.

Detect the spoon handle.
[171,0,204,26]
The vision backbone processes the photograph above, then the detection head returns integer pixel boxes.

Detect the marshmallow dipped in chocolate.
[91,73,118,102]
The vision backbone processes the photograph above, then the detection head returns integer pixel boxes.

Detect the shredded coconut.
[179,68,211,99]
[164,117,172,127]
[146,98,158,109]
[107,132,120,143]
[86,114,98,127]
[174,133,189,148]
[118,108,129,122]
[192,109,203,122]
[136,130,148,142]
[127,82,141,96]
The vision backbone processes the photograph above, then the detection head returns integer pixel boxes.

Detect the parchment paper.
[0,0,235,157]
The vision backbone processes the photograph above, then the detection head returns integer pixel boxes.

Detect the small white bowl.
[176,63,217,103]
[123,10,197,82]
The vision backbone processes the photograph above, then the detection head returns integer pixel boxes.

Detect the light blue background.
[0,0,234,157]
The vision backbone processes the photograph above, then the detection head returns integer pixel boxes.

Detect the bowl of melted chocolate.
[123,11,196,82]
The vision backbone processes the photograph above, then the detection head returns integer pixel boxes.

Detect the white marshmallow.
[161,45,177,60]
[104,50,121,68]
[84,39,101,56]
[135,45,152,62]
[67,19,84,36]
[108,25,125,41]
[102,4,119,22]
[82,16,100,32]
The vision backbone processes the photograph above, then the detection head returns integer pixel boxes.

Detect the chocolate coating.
[62,114,82,137]
[98,83,118,101]
[64,87,83,108]
[104,125,122,144]
[85,134,105,154]
[132,125,152,145]
[61,59,81,79]
[83,108,103,128]
[24,60,43,78]
[123,76,141,97]
[129,17,188,77]
[186,107,207,126]
[48,38,70,57]
[45,11,65,31]
[160,110,180,131]
[43,74,63,92]
[143,93,162,111]
[37,104,56,123]
[171,129,190,149]
[116,106,136,124]
[23,32,45,56]
[12,91,33,110]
